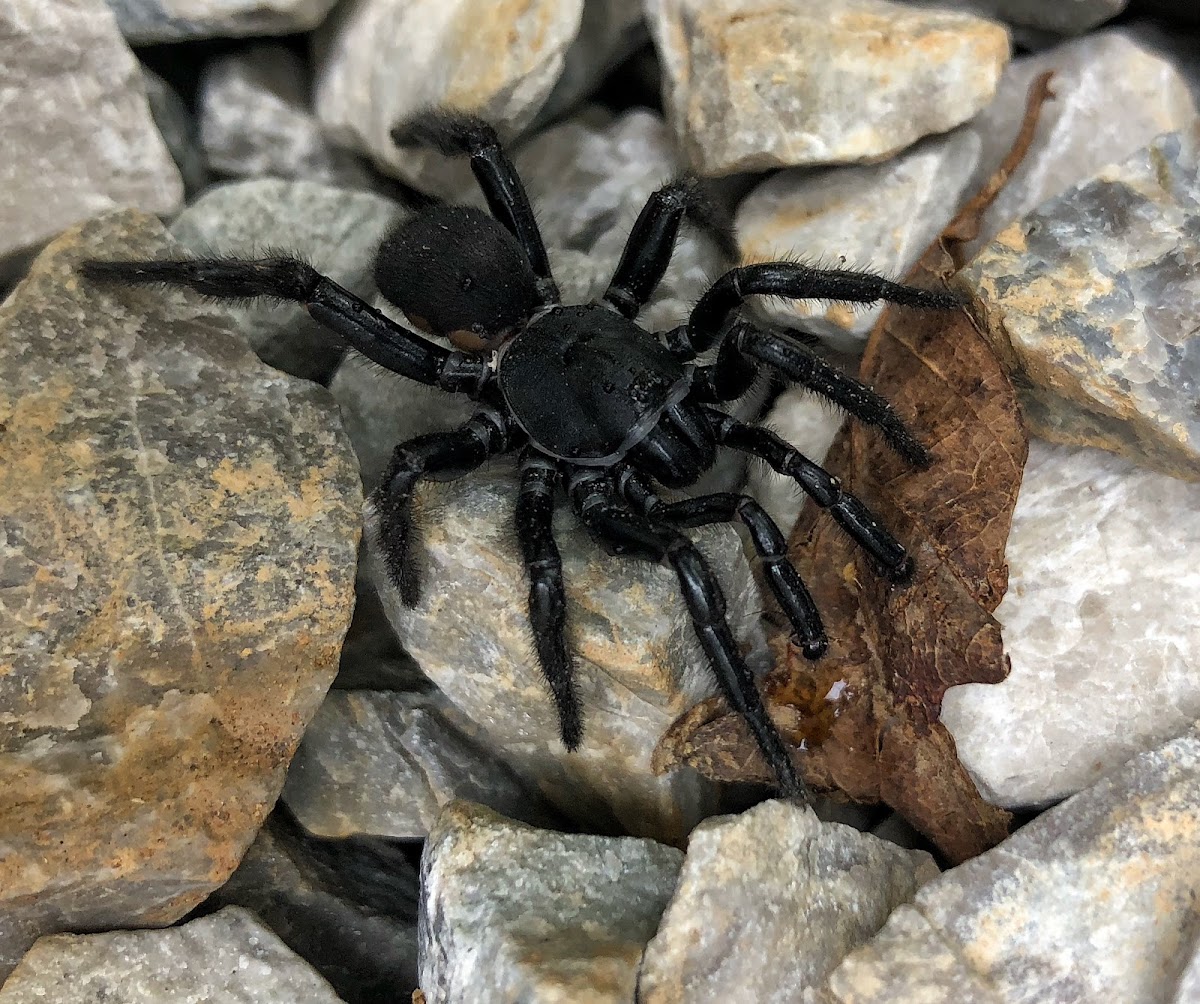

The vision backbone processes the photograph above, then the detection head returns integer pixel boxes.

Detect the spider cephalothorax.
[81,109,957,799]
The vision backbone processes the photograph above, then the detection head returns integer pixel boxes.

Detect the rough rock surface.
[645,0,1009,175]
[418,802,683,1004]
[282,688,563,839]
[199,44,379,191]
[141,66,210,198]
[637,800,939,1002]
[368,463,758,842]
[205,811,420,1002]
[0,211,361,977]
[1,907,345,1002]
[902,0,1128,36]
[821,725,1200,1003]
[961,125,1200,481]
[314,0,585,196]
[941,440,1200,809]
[0,0,182,272]
[106,0,341,43]
[171,179,404,382]
[959,29,1199,262]
[736,129,981,350]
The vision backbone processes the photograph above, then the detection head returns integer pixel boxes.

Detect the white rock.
[941,440,1200,809]
[1,907,346,1002]
[645,0,1009,175]
[899,0,1129,36]
[105,0,341,43]
[0,0,182,272]
[736,128,982,351]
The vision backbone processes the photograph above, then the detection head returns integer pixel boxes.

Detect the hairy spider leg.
[372,410,518,606]
[515,451,582,750]
[569,470,808,800]
[80,256,490,393]
[619,471,827,659]
[703,408,914,584]
[603,176,737,319]
[390,109,560,304]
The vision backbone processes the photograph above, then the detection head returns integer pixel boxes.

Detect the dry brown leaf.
[657,74,1055,864]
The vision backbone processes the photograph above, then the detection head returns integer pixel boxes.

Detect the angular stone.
[170,179,404,383]
[105,0,341,43]
[637,800,938,1002]
[368,462,752,842]
[206,812,420,1002]
[1,907,346,1003]
[0,211,361,978]
[824,725,1200,1003]
[419,802,683,1004]
[960,126,1200,481]
[141,66,209,198]
[940,440,1200,809]
[645,0,1009,175]
[199,44,379,191]
[313,0,585,196]
[282,689,563,839]
[736,129,981,351]
[0,0,182,272]
[958,28,1199,262]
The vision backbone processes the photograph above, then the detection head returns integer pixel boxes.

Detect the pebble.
[1,907,345,1002]
[0,0,182,273]
[637,800,939,1002]
[960,125,1200,480]
[105,0,341,44]
[418,801,683,1004]
[940,440,1200,809]
[645,0,1009,175]
[0,211,361,977]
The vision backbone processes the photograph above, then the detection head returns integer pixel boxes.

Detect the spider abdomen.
[498,304,694,467]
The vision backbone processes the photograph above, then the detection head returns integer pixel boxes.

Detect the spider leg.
[702,407,914,584]
[516,451,582,750]
[569,470,808,800]
[80,255,489,393]
[603,176,737,319]
[620,472,827,659]
[371,409,519,606]
[390,109,559,304]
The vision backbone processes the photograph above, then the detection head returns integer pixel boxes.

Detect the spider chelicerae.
[82,109,957,801]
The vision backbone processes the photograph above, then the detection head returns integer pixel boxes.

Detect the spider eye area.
[446,326,515,352]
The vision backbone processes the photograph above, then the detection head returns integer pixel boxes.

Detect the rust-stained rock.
[0,210,361,978]
[645,0,1009,175]
[961,125,1200,481]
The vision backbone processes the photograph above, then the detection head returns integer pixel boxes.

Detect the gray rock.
[645,0,1010,175]
[418,802,683,1004]
[105,0,341,43]
[141,66,209,198]
[0,0,182,273]
[1,907,346,1002]
[960,125,1200,481]
[0,210,361,978]
[199,44,379,191]
[367,462,752,842]
[736,128,982,351]
[958,28,1199,263]
[824,724,1200,1004]
[901,0,1128,36]
[637,800,939,1003]
[941,440,1200,810]
[205,812,420,1003]
[170,179,404,382]
[334,574,429,691]
[282,689,562,839]
[313,0,585,196]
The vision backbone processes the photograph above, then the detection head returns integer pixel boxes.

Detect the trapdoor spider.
[82,110,956,800]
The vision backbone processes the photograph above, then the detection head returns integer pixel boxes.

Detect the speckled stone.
[105,0,342,43]
[637,800,938,1003]
[823,724,1200,1003]
[940,440,1200,810]
[736,128,981,351]
[418,802,683,1004]
[0,0,182,271]
[960,125,1200,481]
[141,66,209,198]
[0,211,361,978]
[645,0,1009,175]
[1,907,346,1002]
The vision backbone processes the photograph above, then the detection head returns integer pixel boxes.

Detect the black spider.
[81,110,958,801]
